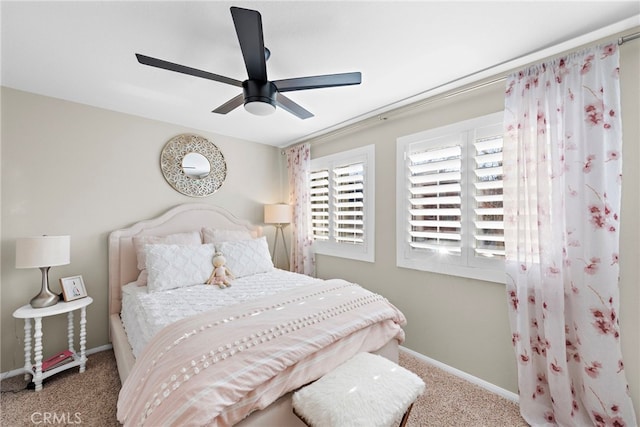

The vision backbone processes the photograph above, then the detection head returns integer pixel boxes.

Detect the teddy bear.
[206,252,234,288]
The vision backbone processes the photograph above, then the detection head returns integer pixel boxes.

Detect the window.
[396,112,505,283]
[310,145,375,262]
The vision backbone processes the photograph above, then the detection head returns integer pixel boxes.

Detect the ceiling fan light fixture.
[244,100,276,116]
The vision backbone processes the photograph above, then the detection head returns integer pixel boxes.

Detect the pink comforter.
[117,279,406,427]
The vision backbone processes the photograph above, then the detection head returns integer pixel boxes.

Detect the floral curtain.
[286,143,315,275]
[503,43,637,426]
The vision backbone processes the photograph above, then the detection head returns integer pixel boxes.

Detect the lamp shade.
[16,235,71,268]
[264,204,292,225]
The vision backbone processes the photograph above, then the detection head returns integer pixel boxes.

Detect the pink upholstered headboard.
[108,203,262,316]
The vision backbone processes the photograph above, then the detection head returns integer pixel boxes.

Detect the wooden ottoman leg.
[399,402,415,427]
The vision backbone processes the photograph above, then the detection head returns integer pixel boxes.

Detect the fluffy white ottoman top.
[292,352,425,427]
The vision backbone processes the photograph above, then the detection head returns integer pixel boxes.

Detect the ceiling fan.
[136,6,362,119]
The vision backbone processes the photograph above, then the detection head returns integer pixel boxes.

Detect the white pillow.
[133,231,202,286]
[217,236,274,278]
[145,244,215,293]
[202,227,253,244]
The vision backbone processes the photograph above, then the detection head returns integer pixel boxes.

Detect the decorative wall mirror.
[160,134,227,197]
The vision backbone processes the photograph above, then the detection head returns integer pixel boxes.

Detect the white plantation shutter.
[407,145,462,254]
[333,162,365,244]
[310,169,330,241]
[472,136,505,260]
[310,145,375,262]
[397,112,505,283]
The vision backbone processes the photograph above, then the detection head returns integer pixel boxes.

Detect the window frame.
[310,145,375,263]
[396,112,505,283]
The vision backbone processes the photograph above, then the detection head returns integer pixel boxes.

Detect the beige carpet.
[1,349,528,426]
[1,350,120,426]
[398,351,527,427]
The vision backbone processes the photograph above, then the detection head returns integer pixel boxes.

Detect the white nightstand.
[12,296,93,391]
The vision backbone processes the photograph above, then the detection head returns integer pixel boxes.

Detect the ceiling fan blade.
[273,72,362,92]
[276,93,314,120]
[230,7,268,82]
[212,93,245,114]
[136,53,243,87]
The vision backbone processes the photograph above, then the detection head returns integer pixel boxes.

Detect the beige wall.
[309,32,639,413]
[0,87,285,372]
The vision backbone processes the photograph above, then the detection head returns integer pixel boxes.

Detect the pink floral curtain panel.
[503,44,637,426]
[286,143,315,276]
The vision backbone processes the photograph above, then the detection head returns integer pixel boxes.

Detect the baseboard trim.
[400,345,519,403]
[1,344,113,380]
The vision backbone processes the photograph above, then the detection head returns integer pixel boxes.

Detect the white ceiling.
[2,1,639,147]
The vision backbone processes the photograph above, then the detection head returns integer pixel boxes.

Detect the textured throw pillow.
[133,231,202,286]
[216,236,274,278]
[202,227,253,244]
[145,244,215,293]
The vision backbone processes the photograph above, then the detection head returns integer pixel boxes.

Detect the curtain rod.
[284,27,640,149]
[374,29,640,118]
[618,31,640,45]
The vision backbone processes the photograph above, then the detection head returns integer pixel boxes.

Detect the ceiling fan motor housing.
[243,80,277,110]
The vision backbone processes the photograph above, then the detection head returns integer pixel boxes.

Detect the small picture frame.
[59,275,87,302]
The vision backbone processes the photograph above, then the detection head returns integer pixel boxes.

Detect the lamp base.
[30,291,60,308]
[30,267,60,308]
[272,224,290,271]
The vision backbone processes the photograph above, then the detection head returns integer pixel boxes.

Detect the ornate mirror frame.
[160,134,227,197]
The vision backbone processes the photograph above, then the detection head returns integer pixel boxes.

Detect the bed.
[109,203,406,426]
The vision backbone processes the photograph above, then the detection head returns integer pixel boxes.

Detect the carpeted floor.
[398,351,527,427]
[1,350,120,426]
[1,348,528,426]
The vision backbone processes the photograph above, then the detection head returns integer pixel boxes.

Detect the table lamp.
[264,204,292,270]
[16,235,71,308]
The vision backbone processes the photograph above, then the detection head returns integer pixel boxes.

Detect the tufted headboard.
[108,203,262,316]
